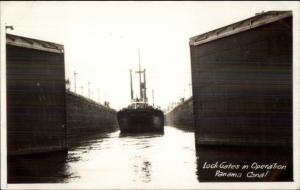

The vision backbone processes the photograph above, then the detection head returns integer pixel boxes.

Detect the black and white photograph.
[0,1,299,189]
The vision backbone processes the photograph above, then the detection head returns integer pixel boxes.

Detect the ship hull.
[117,109,164,134]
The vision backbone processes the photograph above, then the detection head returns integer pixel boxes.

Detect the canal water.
[8,126,201,188]
[65,126,199,188]
[8,125,293,188]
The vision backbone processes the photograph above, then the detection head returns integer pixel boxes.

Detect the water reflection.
[131,156,152,183]
[8,151,77,183]
[63,127,198,186]
[8,126,292,186]
[8,126,198,187]
[119,132,164,138]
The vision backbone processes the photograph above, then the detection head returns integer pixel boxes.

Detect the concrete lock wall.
[165,97,194,131]
[66,91,119,146]
[190,13,292,147]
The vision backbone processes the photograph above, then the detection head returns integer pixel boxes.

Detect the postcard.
[1,1,299,189]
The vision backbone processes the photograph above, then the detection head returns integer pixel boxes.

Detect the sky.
[1,1,299,110]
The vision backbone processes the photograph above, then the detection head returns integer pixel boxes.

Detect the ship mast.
[143,68,147,103]
[130,69,133,102]
[152,89,154,106]
[138,49,143,101]
[135,49,147,103]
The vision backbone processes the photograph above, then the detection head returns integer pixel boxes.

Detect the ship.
[117,50,164,134]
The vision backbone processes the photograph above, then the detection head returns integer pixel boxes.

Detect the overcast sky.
[1,1,299,110]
